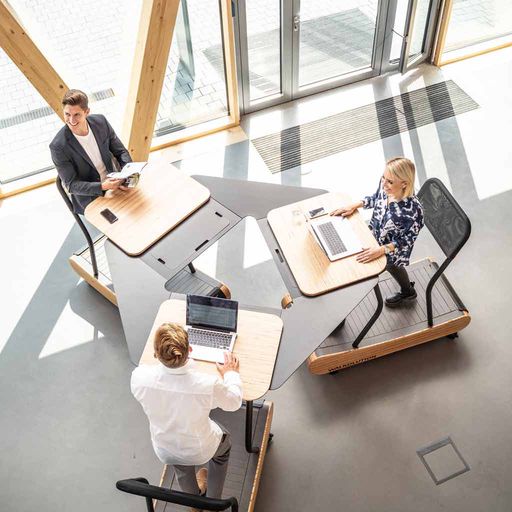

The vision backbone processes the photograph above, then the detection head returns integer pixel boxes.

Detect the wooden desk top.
[267,192,386,296]
[139,299,283,402]
[84,162,210,256]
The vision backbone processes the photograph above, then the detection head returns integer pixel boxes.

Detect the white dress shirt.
[73,124,108,181]
[131,359,243,466]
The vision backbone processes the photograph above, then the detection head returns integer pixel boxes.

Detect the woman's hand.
[330,201,362,217]
[356,246,385,263]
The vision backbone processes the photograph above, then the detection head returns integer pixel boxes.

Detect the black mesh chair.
[417,177,471,327]
[56,176,101,278]
[116,478,238,512]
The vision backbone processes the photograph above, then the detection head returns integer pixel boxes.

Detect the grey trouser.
[386,263,413,293]
[174,428,231,499]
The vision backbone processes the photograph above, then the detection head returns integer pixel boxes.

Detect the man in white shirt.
[50,89,132,214]
[131,322,242,501]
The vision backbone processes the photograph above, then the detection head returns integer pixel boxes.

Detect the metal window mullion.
[282,0,294,100]
[233,0,251,114]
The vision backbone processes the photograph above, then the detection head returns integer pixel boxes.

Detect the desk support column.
[352,284,383,348]
[245,401,259,454]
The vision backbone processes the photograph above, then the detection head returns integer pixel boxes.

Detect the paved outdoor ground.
[0,0,509,183]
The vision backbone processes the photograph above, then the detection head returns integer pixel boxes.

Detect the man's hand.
[356,246,385,263]
[101,178,125,191]
[216,352,240,377]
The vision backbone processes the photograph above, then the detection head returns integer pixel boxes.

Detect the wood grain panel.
[84,161,210,255]
[268,192,386,296]
[0,1,68,119]
[140,300,283,401]
[123,0,180,161]
[308,312,471,374]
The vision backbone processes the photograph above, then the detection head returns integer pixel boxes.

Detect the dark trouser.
[174,429,231,499]
[386,263,414,294]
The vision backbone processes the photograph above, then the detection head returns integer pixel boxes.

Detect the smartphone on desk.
[100,208,118,224]
[307,206,326,219]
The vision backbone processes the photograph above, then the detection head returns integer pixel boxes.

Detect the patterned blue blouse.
[363,182,424,267]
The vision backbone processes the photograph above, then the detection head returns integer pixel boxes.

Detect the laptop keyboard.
[188,328,233,350]
[317,222,347,255]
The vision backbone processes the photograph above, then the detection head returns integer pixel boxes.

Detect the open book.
[107,162,147,187]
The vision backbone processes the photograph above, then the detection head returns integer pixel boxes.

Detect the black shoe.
[385,282,417,308]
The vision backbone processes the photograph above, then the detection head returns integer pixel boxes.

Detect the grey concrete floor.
[1,47,512,511]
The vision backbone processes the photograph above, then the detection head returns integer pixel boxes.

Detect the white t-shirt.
[131,359,243,466]
[73,125,108,181]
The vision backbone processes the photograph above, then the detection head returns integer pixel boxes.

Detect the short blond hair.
[154,323,189,368]
[385,157,416,198]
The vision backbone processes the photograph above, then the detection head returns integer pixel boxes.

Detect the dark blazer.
[49,114,132,214]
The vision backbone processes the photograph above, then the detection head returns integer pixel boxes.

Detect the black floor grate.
[251,80,479,174]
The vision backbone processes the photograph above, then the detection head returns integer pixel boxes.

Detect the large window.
[0,49,61,184]
[0,0,142,185]
[153,0,230,140]
[443,0,512,56]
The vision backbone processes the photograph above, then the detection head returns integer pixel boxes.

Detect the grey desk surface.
[104,176,379,390]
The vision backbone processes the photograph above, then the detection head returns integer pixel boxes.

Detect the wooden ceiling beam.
[123,0,181,161]
[0,0,68,121]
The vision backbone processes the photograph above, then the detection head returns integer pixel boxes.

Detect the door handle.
[293,15,300,31]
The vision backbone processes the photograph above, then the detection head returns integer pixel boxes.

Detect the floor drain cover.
[417,436,470,485]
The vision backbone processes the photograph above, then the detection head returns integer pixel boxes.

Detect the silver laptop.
[186,294,238,363]
[310,216,363,261]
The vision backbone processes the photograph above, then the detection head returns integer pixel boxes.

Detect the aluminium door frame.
[234,0,433,114]
[399,0,442,73]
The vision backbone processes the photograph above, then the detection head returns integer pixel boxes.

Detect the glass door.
[399,0,440,73]
[234,0,440,113]
[235,0,290,111]
[293,0,381,95]
[235,0,386,112]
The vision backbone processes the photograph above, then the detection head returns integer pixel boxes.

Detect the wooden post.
[432,0,453,66]
[0,0,68,120]
[123,0,181,161]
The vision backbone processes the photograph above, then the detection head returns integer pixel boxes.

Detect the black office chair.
[116,478,238,512]
[56,175,101,278]
[417,177,471,327]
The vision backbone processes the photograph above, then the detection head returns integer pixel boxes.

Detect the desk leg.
[352,284,383,349]
[245,401,260,454]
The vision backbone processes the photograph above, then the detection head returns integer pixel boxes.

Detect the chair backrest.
[116,478,239,512]
[417,177,471,260]
[56,176,75,214]
[56,176,99,279]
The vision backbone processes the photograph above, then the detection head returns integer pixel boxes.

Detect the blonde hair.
[385,157,416,198]
[154,323,189,368]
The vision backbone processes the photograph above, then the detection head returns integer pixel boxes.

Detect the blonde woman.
[332,157,424,307]
[131,322,242,502]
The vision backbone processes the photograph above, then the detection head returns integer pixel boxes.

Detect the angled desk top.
[85,162,210,256]
[139,298,283,401]
[267,192,386,296]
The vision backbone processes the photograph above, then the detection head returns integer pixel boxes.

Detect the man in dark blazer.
[50,89,132,214]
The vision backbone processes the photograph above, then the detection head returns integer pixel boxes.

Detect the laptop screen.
[186,295,238,332]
